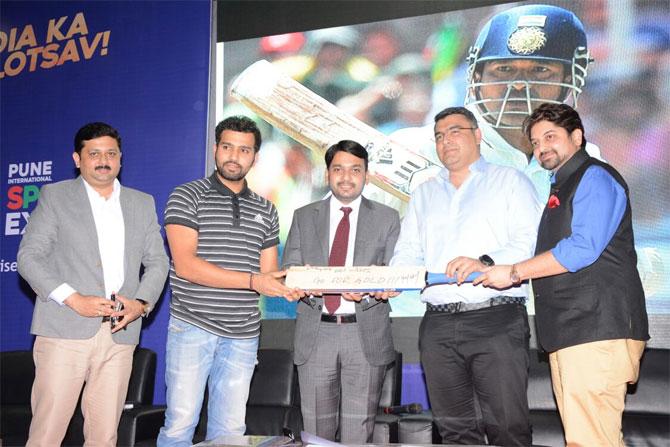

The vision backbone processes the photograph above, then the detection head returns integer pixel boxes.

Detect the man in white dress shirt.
[17,122,169,446]
[391,107,542,445]
[282,140,400,443]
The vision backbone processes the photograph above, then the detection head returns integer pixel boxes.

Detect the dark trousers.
[420,303,531,446]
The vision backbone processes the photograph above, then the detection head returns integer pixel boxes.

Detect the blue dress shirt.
[551,166,627,272]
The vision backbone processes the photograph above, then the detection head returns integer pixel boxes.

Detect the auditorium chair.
[619,348,670,447]
[1,350,35,446]
[0,347,159,447]
[244,348,303,436]
[528,348,670,446]
[128,348,304,446]
[185,348,303,444]
[396,348,670,446]
[371,350,403,444]
[189,349,402,445]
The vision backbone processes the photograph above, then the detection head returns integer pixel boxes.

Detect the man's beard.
[538,150,562,171]
[216,162,248,181]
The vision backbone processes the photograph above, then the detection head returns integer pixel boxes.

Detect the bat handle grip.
[426,272,480,285]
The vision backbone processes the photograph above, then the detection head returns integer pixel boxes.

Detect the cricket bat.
[230,59,441,201]
[284,266,480,292]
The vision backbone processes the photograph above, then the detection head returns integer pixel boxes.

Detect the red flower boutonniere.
[547,194,560,209]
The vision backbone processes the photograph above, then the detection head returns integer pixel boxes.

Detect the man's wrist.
[62,292,79,308]
[136,299,151,317]
[510,264,522,285]
[50,284,77,305]
[249,272,256,291]
[479,254,495,267]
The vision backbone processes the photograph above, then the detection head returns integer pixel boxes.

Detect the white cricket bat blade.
[231,59,441,201]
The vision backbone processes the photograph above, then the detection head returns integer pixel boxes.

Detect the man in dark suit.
[281,140,400,443]
[475,103,649,446]
[17,122,169,447]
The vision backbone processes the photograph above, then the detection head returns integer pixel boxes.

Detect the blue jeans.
[157,317,259,447]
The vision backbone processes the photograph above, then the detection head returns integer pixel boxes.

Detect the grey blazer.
[282,196,400,366]
[17,177,169,345]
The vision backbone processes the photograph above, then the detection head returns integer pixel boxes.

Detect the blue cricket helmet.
[465,4,593,129]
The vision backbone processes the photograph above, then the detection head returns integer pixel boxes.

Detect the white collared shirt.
[327,195,362,314]
[49,178,125,304]
[391,157,542,305]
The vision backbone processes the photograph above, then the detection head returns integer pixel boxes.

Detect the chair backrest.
[247,349,296,407]
[0,351,34,405]
[193,348,299,441]
[527,350,556,411]
[125,347,157,406]
[378,351,403,409]
[0,347,156,407]
[527,348,670,416]
[625,348,670,415]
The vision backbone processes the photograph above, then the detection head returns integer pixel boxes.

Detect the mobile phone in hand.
[110,294,124,329]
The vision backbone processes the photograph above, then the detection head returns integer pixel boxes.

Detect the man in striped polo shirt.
[158,116,300,446]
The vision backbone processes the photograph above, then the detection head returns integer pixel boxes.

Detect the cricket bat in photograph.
[230,59,441,202]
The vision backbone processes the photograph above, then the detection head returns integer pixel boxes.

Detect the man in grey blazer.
[281,140,400,443]
[17,122,169,447]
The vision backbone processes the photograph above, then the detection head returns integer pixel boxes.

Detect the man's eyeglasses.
[435,126,477,142]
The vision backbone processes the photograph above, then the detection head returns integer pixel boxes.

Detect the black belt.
[321,313,357,324]
[426,296,525,314]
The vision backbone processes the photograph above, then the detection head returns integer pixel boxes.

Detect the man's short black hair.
[74,122,121,154]
[523,103,587,150]
[324,140,368,170]
[434,106,479,128]
[215,116,262,152]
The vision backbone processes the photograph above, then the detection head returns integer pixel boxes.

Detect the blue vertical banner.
[1,1,211,404]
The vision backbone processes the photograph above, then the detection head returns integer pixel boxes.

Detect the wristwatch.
[136,299,151,318]
[478,254,495,267]
[510,264,522,285]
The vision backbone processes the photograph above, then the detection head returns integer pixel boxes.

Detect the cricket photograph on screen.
[218,0,669,322]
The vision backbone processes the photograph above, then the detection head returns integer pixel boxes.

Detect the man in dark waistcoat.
[474,103,649,446]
